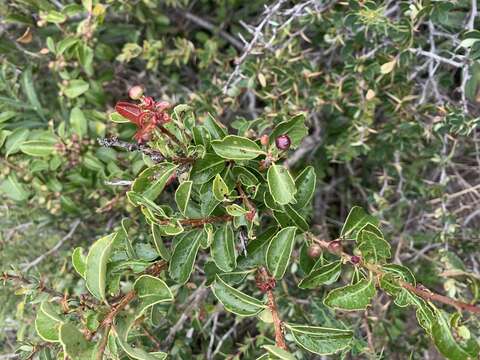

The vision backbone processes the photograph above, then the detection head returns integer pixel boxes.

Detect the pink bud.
[350,255,361,265]
[275,134,291,150]
[128,86,144,100]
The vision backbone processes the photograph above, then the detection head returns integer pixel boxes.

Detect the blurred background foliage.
[1,0,480,358]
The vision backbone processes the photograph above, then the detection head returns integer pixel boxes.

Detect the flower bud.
[128,85,144,100]
[328,240,342,253]
[260,134,269,146]
[307,244,322,258]
[275,134,291,150]
[350,255,361,265]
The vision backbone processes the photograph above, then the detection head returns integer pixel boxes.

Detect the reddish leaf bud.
[350,255,361,265]
[128,85,144,100]
[260,134,269,146]
[275,134,291,150]
[328,240,342,253]
[245,209,256,222]
[307,244,322,258]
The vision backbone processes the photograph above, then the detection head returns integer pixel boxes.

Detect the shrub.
[1,0,480,359]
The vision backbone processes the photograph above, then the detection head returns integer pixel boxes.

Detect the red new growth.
[115,94,172,143]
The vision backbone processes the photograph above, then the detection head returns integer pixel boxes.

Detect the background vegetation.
[1,0,480,359]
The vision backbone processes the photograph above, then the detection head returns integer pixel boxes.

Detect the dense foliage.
[1,0,480,359]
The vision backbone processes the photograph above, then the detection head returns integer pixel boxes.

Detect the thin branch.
[22,219,81,272]
[410,48,464,68]
[258,267,287,350]
[96,261,168,359]
[311,236,480,314]
[158,214,233,228]
[223,0,288,93]
[181,11,243,50]
[98,137,193,164]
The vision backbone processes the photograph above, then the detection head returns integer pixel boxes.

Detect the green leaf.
[59,323,95,360]
[191,153,225,184]
[212,223,237,272]
[20,140,56,157]
[21,67,45,120]
[299,261,342,289]
[267,165,296,205]
[262,345,296,360]
[169,230,202,284]
[340,206,379,239]
[213,174,229,201]
[133,275,173,318]
[0,175,30,201]
[175,181,192,215]
[266,227,297,279]
[114,316,167,360]
[357,227,391,264]
[5,128,29,157]
[237,227,277,269]
[432,311,479,360]
[284,204,309,232]
[85,233,117,301]
[132,163,177,201]
[204,113,228,139]
[211,275,266,316]
[285,323,353,355]
[270,114,308,149]
[211,135,264,160]
[64,79,90,99]
[70,107,88,137]
[72,247,86,279]
[225,204,248,217]
[151,224,171,260]
[294,166,316,208]
[45,10,67,23]
[35,302,63,342]
[324,277,376,311]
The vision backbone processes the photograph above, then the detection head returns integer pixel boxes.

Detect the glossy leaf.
[59,323,95,360]
[299,261,342,289]
[324,277,376,311]
[285,323,353,355]
[114,316,167,360]
[357,229,391,263]
[262,345,295,360]
[213,174,229,201]
[211,223,237,272]
[134,275,173,317]
[175,181,192,215]
[151,224,171,260]
[191,153,225,184]
[211,275,267,316]
[20,140,55,157]
[266,227,297,279]
[64,79,90,98]
[132,163,177,201]
[35,302,63,342]
[85,232,117,301]
[294,166,316,208]
[431,311,479,360]
[72,247,86,279]
[340,206,379,239]
[225,204,248,216]
[169,230,202,284]
[267,165,296,205]
[211,135,264,160]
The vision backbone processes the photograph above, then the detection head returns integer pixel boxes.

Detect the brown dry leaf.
[16,27,33,44]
